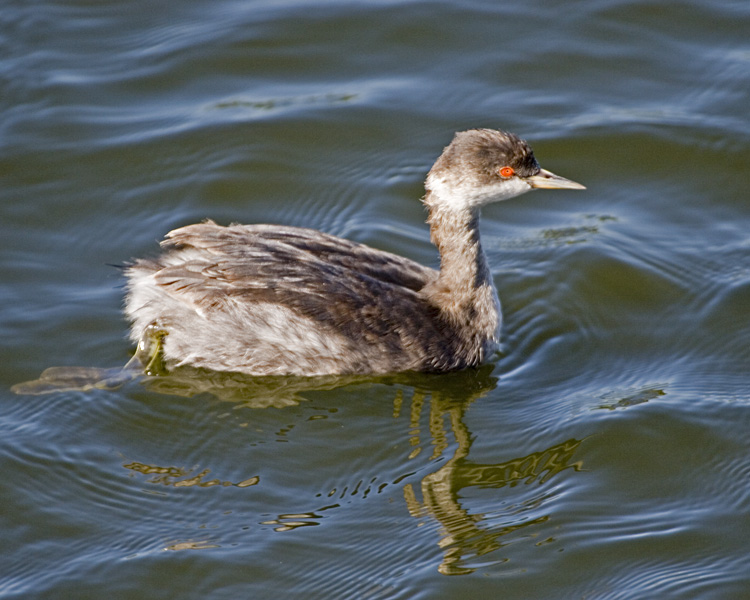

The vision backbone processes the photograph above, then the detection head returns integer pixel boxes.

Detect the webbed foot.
[11,362,142,395]
[134,322,170,376]
[11,323,172,395]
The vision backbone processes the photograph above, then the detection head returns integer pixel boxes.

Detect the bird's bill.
[526,169,586,190]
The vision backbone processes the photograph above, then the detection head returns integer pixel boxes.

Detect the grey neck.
[421,191,501,346]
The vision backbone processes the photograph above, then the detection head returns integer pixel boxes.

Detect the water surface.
[1,0,749,598]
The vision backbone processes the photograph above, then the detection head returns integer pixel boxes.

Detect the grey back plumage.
[126,221,479,374]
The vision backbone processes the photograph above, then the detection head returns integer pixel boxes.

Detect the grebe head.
[425,128,585,211]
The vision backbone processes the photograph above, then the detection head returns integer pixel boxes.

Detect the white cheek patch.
[468,177,532,207]
[426,174,532,210]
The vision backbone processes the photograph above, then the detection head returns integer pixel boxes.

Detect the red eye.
[499,166,514,178]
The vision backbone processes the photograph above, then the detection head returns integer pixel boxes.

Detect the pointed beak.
[525,168,586,190]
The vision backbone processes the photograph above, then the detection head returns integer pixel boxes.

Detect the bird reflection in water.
[160,365,585,576]
[349,366,582,576]
[400,401,582,574]
[25,361,584,575]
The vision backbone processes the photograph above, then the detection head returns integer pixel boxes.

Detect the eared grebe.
[125,129,584,376]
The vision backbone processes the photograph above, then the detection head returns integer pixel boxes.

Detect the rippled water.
[2,0,749,598]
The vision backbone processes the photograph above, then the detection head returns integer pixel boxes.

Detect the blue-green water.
[1,1,749,598]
